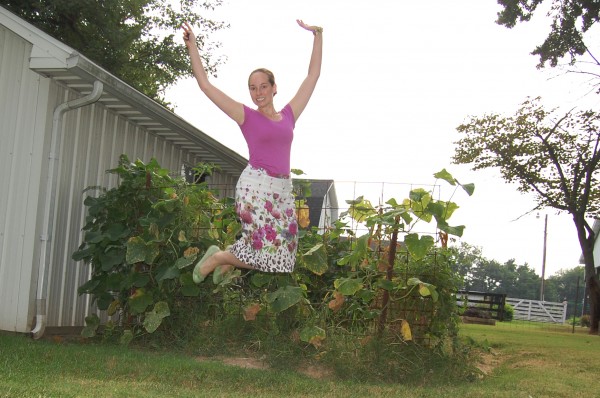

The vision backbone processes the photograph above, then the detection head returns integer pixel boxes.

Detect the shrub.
[502,303,514,322]
[72,156,236,342]
[580,314,591,327]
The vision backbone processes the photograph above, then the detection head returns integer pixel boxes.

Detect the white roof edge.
[0,6,76,61]
[70,54,247,167]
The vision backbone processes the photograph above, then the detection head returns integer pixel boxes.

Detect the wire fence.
[183,178,593,336]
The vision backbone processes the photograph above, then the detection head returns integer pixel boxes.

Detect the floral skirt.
[229,165,298,273]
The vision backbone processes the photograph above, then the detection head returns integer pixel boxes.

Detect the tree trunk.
[574,214,600,334]
[587,273,600,334]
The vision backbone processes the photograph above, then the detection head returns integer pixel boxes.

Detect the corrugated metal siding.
[0,26,49,332]
[43,84,238,328]
[1,19,242,333]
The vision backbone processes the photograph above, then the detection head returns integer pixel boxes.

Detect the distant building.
[302,179,339,232]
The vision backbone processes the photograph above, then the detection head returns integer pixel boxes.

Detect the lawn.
[1,322,598,397]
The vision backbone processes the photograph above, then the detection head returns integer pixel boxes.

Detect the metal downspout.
[31,80,104,339]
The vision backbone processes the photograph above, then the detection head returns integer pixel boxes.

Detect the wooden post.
[377,217,399,336]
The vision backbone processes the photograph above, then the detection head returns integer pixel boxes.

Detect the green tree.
[449,243,541,299]
[448,242,485,291]
[472,259,505,292]
[0,0,227,102]
[496,0,600,68]
[453,96,600,334]
[495,260,540,299]
[545,266,586,317]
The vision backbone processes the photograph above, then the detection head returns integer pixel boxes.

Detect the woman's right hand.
[182,22,196,48]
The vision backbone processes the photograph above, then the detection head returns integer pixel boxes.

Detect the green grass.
[1,322,598,397]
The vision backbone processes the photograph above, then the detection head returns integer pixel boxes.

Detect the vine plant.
[72,155,237,343]
[73,156,473,348]
[263,169,474,346]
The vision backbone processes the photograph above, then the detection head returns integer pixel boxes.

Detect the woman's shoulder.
[281,103,293,116]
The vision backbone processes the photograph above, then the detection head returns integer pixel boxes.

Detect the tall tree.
[545,266,586,317]
[448,242,541,299]
[0,0,227,102]
[453,97,600,334]
[496,0,600,69]
[448,242,485,291]
[496,259,541,300]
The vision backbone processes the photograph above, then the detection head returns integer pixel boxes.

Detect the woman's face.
[248,72,277,107]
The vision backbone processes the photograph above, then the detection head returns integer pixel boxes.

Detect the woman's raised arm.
[182,22,244,124]
[288,20,323,121]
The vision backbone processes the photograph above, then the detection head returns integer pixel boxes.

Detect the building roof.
[0,5,247,177]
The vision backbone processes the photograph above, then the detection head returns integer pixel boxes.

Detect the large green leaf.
[376,279,395,291]
[130,272,150,288]
[81,314,100,338]
[408,188,431,206]
[157,265,180,281]
[106,273,125,291]
[175,255,196,269]
[266,285,304,313]
[433,169,456,186]
[347,197,376,223]
[299,325,326,345]
[443,201,459,220]
[358,289,376,303]
[126,237,148,264]
[251,272,274,287]
[436,219,466,237]
[404,198,433,223]
[126,237,159,264]
[460,182,475,196]
[404,233,434,260]
[99,249,125,271]
[407,277,423,286]
[334,277,363,296]
[105,223,130,241]
[129,289,153,315]
[72,245,95,261]
[77,278,100,295]
[85,230,104,244]
[301,243,328,275]
[143,301,170,333]
[97,292,114,310]
[408,278,439,302]
[444,224,465,237]
[337,234,369,267]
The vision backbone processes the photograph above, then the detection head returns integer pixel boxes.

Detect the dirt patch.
[221,357,269,370]
[297,363,334,380]
[507,350,548,369]
[475,349,503,376]
[195,356,333,379]
[195,356,268,370]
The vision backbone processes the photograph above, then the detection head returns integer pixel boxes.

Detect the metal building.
[0,6,247,337]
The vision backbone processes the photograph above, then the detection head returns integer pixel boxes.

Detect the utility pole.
[540,214,548,302]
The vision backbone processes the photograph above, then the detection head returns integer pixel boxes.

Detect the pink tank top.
[239,104,295,176]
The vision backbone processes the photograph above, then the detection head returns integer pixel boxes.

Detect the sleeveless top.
[239,104,295,176]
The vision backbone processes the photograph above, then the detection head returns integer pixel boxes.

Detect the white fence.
[506,298,567,324]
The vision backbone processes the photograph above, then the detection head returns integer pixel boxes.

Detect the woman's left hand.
[296,19,323,34]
